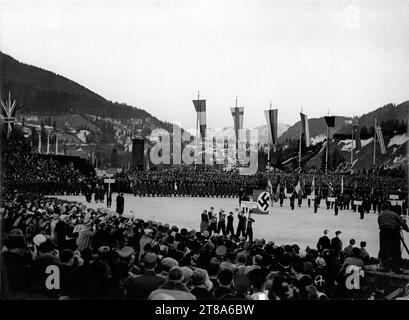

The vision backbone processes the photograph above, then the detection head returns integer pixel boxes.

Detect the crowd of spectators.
[2,190,409,300]
[3,131,84,194]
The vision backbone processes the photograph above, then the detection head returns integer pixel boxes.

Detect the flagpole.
[38,131,41,153]
[195,91,200,167]
[46,130,50,154]
[373,118,377,167]
[351,116,354,166]
[299,106,302,170]
[235,96,239,165]
[55,133,58,155]
[268,101,272,166]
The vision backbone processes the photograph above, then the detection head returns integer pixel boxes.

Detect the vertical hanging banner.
[192,99,207,140]
[300,112,310,147]
[264,109,278,145]
[376,125,386,154]
[324,116,336,139]
[231,106,244,138]
[352,116,361,150]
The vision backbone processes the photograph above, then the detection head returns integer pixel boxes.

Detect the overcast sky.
[1,0,408,131]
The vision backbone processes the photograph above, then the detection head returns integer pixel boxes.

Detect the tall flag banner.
[266,178,273,195]
[300,112,310,147]
[341,176,344,194]
[311,176,315,196]
[376,125,386,154]
[192,99,207,140]
[295,180,302,197]
[324,116,336,140]
[352,116,361,150]
[274,182,280,202]
[324,116,336,128]
[1,92,17,137]
[328,182,334,196]
[264,109,278,145]
[231,106,244,139]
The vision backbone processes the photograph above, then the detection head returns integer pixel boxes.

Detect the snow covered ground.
[56,194,409,259]
[387,134,409,148]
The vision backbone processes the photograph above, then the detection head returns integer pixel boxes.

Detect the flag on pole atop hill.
[1,92,17,137]
[300,112,310,147]
[193,99,206,140]
[341,175,344,194]
[375,124,386,154]
[265,109,278,145]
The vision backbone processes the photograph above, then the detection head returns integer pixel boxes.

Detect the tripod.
[401,231,409,256]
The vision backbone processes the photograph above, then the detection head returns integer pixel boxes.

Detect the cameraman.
[378,201,409,273]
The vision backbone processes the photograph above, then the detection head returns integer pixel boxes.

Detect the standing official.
[378,202,409,273]
[226,212,235,236]
[217,209,226,235]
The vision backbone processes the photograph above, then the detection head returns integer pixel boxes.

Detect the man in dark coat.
[116,193,125,215]
[126,252,166,299]
[1,233,35,298]
[226,212,235,235]
[330,231,343,255]
[317,229,331,253]
[236,212,246,238]
[378,203,409,273]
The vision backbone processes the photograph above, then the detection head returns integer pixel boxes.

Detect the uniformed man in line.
[290,193,295,210]
[359,204,365,219]
[217,209,226,235]
[378,202,409,273]
[279,191,284,207]
[236,211,246,238]
[314,197,319,213]
[246,213,255,243]
[334,197,339,216]
[226,211,235,235]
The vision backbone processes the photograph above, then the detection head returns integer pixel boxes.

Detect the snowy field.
[55,194,409,259]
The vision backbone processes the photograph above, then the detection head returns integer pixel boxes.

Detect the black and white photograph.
[0,0,409,309]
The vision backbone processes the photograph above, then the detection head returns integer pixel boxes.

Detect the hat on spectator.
[9,228,24,236]
[335,231,342,235]
[216,245,227,257]
[298,250,307,259]
[7,234,26,249]
[161,257,179,271]
[33,234,47,246]
[117,246,134,259]
[144,252,158,269]
[168,266,184,282]
[38,239,56,253]
[316,257,326,267]
[98,246,110,254]
[181,267,193,284]
[148,292,176,300]
[192,268,213,290]
[144,228,153,236]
